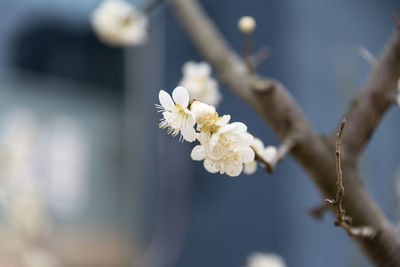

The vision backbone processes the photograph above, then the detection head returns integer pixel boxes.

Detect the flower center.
[216,135,240,161]
[200,112,220,133]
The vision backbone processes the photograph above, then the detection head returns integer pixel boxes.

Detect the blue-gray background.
[0,0,400,266]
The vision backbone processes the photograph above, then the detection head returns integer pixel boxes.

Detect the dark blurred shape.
[9,15,124,94]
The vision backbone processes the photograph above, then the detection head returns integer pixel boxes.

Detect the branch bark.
[342,30,400,158]
[168,0,400,265]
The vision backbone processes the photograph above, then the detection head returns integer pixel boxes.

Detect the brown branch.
[342,28,400,158]
[325,119,374,238]
[168,0,400,265]
[393,11,400,31]
[308,202,331,220]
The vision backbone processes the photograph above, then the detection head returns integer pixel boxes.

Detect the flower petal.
[159,90,175,111]
[230,122,247,134]
[198,132,211,145]
[215,115,230,126]
[204,159,219,173]
[240,146,255,163]
[226,163,243,177]
[197,62,211,76]
[243,161,257,175]
[191,145,205,161]
[263,146,277,162]
[251,138,264,153]
[172,86,189,107]
[181,126,197,142]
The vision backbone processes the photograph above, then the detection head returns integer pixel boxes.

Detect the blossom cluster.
[91,0,148,47]
[179,61,221,107]
[157,86,275,177]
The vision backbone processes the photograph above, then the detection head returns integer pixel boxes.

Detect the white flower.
[244,138,277,175]
[190,101,230,132]
[244,137,264,174]
[179,61,221,107]
[263,146,277,163]
[243,160,257,175]
[191,122,254,177]
[238,16,256,34]
[157,86,197,142]
[245,252,286,267]
[91,0,148,47]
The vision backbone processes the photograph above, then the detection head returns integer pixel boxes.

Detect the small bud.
[238,16,256,34]
[263,146,277,163]
[190,101,216,125]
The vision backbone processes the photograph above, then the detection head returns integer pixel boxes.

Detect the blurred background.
[0,0,399,266]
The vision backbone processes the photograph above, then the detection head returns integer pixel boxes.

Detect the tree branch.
[342,29,400,158]
[169,0,400,265]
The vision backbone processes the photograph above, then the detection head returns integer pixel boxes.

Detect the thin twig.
[325,118,374,238]
[308,202,331,220]
[392,11,400,31]
[244,33,254,72]
[357,45,377,66]
[249,47,270,69]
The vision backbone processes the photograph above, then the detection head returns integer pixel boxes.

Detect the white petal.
[215,115,230,126]
[251,137,265,153]
[230,122,247,134]
[263,146,277,162]
[172,86,189,107]
[190,101,215,125]
[191,145,205,161]
[181,126,197,142]
[184,110,196,127]
[209,132,221,147]
[198,132,211,145]
[241,132,254,145]
[226,163,243,177]
[182,61,197,75]
[159,90,175,111]
[204,159,219,173]
[216,123,236,135]
[243,161,257,175]
[197,62,211,76]
[241,147,255,163]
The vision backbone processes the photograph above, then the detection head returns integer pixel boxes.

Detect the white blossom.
[190,100,230,132]
[238,16,256,34]
[191,122,254,177]
[157,86,197,142]
[244,138,277,175]
[263,146,277,163]
[245,252,286,267]
[91,0,148,47]
[179,61,221,106]
[244,137,264,174]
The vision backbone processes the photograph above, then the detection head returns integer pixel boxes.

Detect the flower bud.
[190,101,216,125]
[263,146,277,163]
[238,16,256,34]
